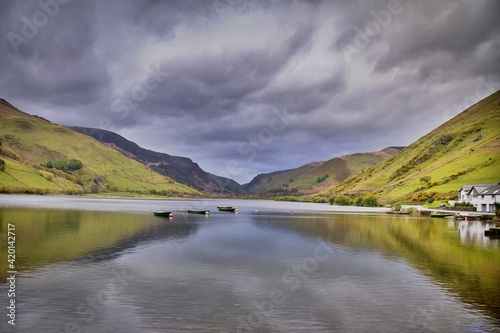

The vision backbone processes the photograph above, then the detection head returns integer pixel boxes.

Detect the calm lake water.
[0,195,499,332]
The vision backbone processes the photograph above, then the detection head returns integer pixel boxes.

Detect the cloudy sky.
[1,0,499,183]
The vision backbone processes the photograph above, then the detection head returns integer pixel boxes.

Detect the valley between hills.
[1,90,499,204]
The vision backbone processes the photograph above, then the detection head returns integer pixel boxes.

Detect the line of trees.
[42,159,83,173]
[328,194,379,207]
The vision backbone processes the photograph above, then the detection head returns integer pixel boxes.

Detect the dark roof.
[478,184,500,195]
[460,183,499,194]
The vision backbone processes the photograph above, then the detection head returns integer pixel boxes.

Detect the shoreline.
[0,194,389,214]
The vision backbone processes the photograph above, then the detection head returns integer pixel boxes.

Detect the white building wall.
[471,194,499,212]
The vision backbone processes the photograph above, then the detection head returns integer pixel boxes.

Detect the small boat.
[154,211,173,217]
[430,213,454,218]
[484,227,500,237]
[188,209,210,215]
[217,206,238,212]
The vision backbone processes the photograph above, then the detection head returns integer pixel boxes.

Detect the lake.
[0,195,499,332]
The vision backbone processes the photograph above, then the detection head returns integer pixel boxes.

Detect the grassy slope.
[0,100,198,195]
[325,91,500,201]
[244,147,400,194]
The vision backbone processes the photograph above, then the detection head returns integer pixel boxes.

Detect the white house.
[458,183,500,213]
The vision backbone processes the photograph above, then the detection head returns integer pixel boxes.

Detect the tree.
[420,176,431,185]
[0,158,5,171]
[363,195,379,207]
[334,195,353,206]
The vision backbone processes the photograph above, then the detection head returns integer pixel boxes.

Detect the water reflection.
[0,208,199,281]
[251,212,500,321]
[458,220,500,248]
[0,200,499,332]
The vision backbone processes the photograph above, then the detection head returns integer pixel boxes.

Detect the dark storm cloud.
[0,0,499,183]
[0,1,110,107]
[374,0,500,73]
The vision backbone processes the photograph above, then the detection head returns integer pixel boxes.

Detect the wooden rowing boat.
[430,213,454,218]
[188,210,210,215]
[154,211,173,217]
[217,206,238,212]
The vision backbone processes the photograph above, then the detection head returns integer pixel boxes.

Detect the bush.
[0,185,13,193]
[363,195,379,207]
[328,195,337,205]
[276,196,300,202]
[355,196,364,206]
[0,146,21,161]
[454,201,473,207]
[312,196,327,203]
[420,176,431,185]
[334,195,353,206]
[316,175,329,183]
[0,158,5,171]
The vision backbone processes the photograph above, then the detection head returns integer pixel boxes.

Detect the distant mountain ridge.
[243,147,403,195]
[71,127,241,193]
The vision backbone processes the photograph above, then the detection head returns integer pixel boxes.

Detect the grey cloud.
[0,1,110,107]
[375,0,500,73]
[0,0,498,183]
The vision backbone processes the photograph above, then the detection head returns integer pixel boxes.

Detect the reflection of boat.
[188,210,210,215]
[154,211,173,217]
[484,227,500,237]
[217,206,238,212]
[430,213,454,218]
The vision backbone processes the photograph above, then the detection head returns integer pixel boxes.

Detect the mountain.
[71,127,242,193]
[324,90,500,201]
[0,99,198,196]
[243,147,403,195]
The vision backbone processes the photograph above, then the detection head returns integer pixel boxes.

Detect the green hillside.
[243,147,401,195]
[324,90,500,202]
[0,99,199,196]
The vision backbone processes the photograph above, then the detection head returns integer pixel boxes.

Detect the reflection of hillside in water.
[250,212,500,322]
[0,209,199,281]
